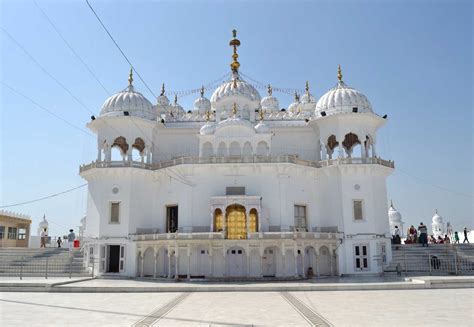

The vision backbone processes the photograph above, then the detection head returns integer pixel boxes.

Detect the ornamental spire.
[160,83,165,96]
[174,94,178,105]
[229,29,241,73]
[128,67,133,86]
[232,102,238,116]
[337,64,343,83]
[200,85,205,97]
[305,81,310,94]
[267,84,272,96]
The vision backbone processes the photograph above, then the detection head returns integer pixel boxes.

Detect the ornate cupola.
[260,84,279,111]
[194,86,211,114]
[300,81,316,114]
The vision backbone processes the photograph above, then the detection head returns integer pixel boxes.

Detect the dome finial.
[160,83,165,96]
[232,102,238,116]
[200,85,205,97]
[390,199,394,208]
[258,107,264,121]
[174,94,178,105]
[267,84,272,96]
[435,209,438,214]
[205,110,211,122]
[128,67,134,86]
[337,64,343,82]
[229,29,241,73]
[294,92,300,102]
[305,81,310,94]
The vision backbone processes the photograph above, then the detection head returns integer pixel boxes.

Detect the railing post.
[69,256,73,279]
[428,254,431,275]
[404,253,407,275]
[45,257,48,279]
[20,256,24,280]
[91,256,95,277]
[454,252,458,275]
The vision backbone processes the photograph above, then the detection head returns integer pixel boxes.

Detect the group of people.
[392,225,470,246]
[40,228,76,250]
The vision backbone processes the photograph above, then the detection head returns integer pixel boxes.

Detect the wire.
[396,168,473,198]
[0,184,88,208]
[1,82,95,137]
[85,0,157,98]
[33,0,111,95]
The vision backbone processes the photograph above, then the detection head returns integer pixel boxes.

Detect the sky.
[0,0,472,237]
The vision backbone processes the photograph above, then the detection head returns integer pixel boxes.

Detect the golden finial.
[294,92,300,102]
[267,84,272,96]
[232,102,238,116]
[128,67,133,86]
[205,110,211,121]
[174,94,178,104]
[305,81,310,94]
[337,64,343,82]
[390,199,393,207]
[160,83,165,96]
[200,85,205,97]
[233,78,237,88]
[258,108,264,121]
[229,29,241,73]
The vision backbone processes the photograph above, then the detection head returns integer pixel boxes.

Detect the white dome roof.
[432,210,443,224]
[388,204,402,223]
[171,95,184,113]
[288,94,300,113]
[260,85,279,111]
[156,83,170,107]
[100,84,155,120]
[315,81,372,116]
[301,82,316,105]
[39,216,48,228]
[194,88,211,112]
[254,121,269,133]
[210,75,261,104]
[200,121,215,135]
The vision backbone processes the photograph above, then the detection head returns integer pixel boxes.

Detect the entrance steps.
[384,244,474,274]
[0,247,89,277]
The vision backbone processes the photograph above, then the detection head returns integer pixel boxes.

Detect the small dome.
[315,66,372,116]
[210,74,261,104]
[260,85,279,111]
[156,83,170,107]
[39,215,48,228]
[171,95,184,114]
[194,87,211,113]
[288,93,301,113]
[200,121,215,135]
[255,121,269,133]
[432,210,443,224]
[300,81,316,104]
[388,203,402,223]
[100,84,155,120]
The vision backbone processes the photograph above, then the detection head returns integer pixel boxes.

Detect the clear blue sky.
[1,0,472,237]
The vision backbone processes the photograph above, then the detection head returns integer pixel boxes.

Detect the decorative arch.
[142,247,155,277]
[202,142,214,157]
[318,245,332,276]
[112,136,129,155]
[256,141,269,156]
[217,142,227,156]
[342,133,361,157]
[225,204,246,240]
[326,135,338,159]
[132,138,145,154]
[249,208,258,233]
[242,142,253,156]
[229,141,241,156]
[213,208,224,232]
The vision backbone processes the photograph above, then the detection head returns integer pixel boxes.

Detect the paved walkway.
[1,289,472,326]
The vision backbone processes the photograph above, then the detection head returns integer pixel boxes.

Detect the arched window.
[326,135,338,159]
[229,142,241,156]
[242,142,253,156]
[213,208,223,232]
[256,141,269,156]
[202,142,214,157]
[226,204,246,240]
[112,137,128,160]
[342,133,360,158]
[217,142,227,156]
[249,208,258,233]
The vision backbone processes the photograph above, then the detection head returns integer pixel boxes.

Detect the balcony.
[80,155,394,173]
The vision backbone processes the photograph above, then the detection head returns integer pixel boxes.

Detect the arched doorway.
[262,247,276,277]
[226,204,246,240]
[226,246,246,277]
[249,208,258,233]
[214,208,224,232]
[142,247,155,277]
[190,246,210,277]
[304,246,316,278]
[156,247,169,277]
[319,246,332,276]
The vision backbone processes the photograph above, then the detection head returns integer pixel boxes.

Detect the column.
[139,254,144,278]
[208,247,213,277]
[315,248,320,277]
[260,247,264,278]
[210,209,214,232]
[146,148,151,164]
[361,142,367,158]
[246,252,250,277]
[257,208,262,233]
[167,251,172,278]
[246,208,251,238]
[302,247,306,278]
[175,253,179,280]
[106,147,111,162]
[97,147,102,162]
[294,244,298,277]
[223,247,227,277]
[321,142,327,160]
[187,245,191,280]
[338,144,344,158]
[329,246,335,276]
[154,252,158,278]
[127,148,132,162]
[372,143,377,158]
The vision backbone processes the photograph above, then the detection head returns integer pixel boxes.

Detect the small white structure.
[29,215,49,248]
[79,30,395,278]
[431,210,444,239]
[388,201,404,237]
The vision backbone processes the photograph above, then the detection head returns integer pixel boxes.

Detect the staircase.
[0,247,90,277]
[385,244,474,275]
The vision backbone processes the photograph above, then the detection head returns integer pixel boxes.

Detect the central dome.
[210,75,261,104]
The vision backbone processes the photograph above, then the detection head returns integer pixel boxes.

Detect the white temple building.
[431,210,445,239]
[79,30,395,278]
[388,201,404,237]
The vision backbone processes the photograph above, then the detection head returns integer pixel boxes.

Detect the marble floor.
[0,289,472,326]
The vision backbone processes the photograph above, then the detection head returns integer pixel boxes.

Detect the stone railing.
[80,155,394,173]
[131,231,342,242]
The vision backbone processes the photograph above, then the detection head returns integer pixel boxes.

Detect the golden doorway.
[226,204,247,239]
[214,208,224,232]
[249,208,258,233]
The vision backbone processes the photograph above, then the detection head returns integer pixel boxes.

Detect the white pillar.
[321,142,327,160]
[315,249,320,277]
[97,147,102,162]
[175,251,179,280]
[139,255,144,277]
[168,252,172,278]
[154,253,158,278]
[187,245,191,280]
[246,252,250,277]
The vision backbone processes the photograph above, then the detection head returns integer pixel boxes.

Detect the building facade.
[80,31,394,278]
[0,210,31,248]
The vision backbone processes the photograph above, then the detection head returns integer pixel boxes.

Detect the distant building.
[0,210,31,248]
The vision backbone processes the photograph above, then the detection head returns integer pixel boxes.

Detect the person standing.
[454,231,460,244]
[418,222,428,247]
[40,228,47,248]
[463,227,470,243]
[67,229,76,250]
[57,237,62,248]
